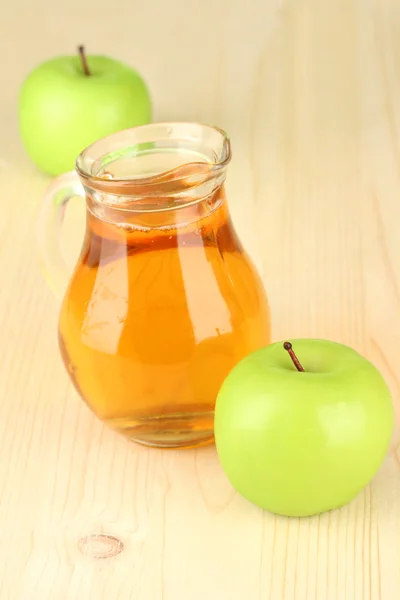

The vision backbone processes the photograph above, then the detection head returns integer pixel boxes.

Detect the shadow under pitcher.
[38,122,271,448]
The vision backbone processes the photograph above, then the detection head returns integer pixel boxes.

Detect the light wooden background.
[2,0,400,598]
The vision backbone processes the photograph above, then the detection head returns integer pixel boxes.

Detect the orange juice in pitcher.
[38,123,271,448]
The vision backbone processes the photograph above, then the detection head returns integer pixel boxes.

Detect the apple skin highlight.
[214,339,394,517]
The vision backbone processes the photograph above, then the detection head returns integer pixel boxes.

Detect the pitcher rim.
[75,122,232,194]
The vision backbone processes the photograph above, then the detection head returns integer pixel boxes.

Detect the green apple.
[19,46,152,176]
[214,339,394,517]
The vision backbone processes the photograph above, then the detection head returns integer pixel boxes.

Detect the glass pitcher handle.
[37,171,85,299]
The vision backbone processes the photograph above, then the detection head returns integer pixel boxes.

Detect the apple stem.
[283,342,305,372]
[78,45,91,76]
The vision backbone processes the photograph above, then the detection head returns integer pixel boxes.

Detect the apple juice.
[58,184,270,448]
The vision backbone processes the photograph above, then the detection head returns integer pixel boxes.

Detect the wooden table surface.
[2,0,400,598]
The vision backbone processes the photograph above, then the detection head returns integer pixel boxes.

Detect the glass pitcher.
[38,122,271,449]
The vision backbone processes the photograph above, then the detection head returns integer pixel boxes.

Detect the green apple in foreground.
[19,46,151,176]
[214,339,394,517]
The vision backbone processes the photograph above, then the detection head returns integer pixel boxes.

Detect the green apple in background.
[214,339,394,517]
[19,46,152,176]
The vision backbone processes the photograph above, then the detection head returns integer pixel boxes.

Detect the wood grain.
[1,0,400,597]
